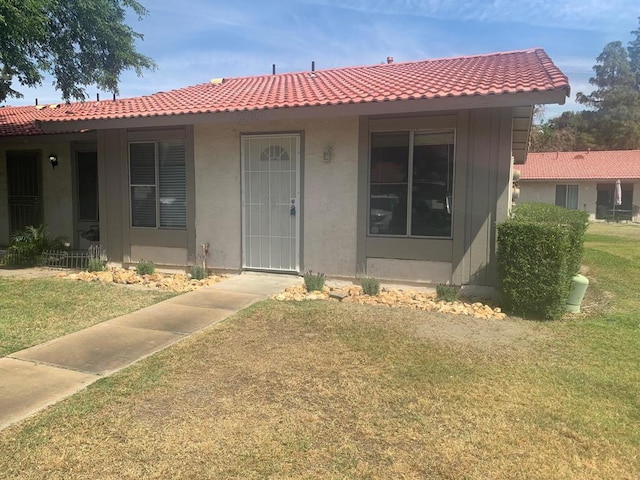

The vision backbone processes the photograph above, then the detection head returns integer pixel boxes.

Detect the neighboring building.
[518,150,640,222]
[0,48,569,289]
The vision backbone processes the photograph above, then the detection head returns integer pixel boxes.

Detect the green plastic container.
[566,274,589,313]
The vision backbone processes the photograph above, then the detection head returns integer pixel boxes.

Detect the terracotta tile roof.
[521,150,640,180]
[0,48,568,135]
[0,104,49,136]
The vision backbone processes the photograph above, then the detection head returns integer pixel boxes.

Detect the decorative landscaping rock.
[273,284,507,320]
[58,267,224,292]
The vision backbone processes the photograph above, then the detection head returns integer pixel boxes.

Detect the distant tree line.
[531,17,640,152]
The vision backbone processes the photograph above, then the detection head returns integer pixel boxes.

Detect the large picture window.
[369,130,455,237]
[129,141,186,228]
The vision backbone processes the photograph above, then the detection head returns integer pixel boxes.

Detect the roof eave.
[519,177,640,182]
[0,130,97,143]
[37,88,569,133]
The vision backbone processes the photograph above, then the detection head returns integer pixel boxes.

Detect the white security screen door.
[241,134,300,272]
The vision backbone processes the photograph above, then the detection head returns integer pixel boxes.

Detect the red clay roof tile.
[0,48,568,136]
[521,151,640,180]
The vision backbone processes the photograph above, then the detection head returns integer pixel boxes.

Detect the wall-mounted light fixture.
[48,154,58,169]
[323,146,333,163]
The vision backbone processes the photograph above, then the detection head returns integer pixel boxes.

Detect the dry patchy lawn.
[1,223,638,479]
[0,299,637,479]
[0,277,175,356]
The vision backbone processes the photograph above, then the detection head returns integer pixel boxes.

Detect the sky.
[5,0,640,120]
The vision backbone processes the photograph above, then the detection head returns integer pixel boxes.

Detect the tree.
[0,0,155,103]
[629,16,640,89]
[530,111,596,152]
[576,41,640,149]
[531,18,640,152]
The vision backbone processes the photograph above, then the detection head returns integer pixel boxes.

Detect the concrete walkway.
[0,272,300,431]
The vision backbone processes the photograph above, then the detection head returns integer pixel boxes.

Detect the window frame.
[367,128,456,239]
[555,184,579,210]
[128,140,187,230]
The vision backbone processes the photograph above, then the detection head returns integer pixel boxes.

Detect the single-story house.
[517,150,640,222]
[0,48,569,290]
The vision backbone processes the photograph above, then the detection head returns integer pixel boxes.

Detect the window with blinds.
[129,141,186,229]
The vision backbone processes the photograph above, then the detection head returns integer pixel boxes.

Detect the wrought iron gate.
[6,152,42,234]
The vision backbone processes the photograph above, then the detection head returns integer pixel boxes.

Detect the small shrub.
[136,259,155,275]
[190,265,207,280]
[361,277,380,296]
[8,224,68,265]
[87,257,105,272]
[303,271,325,291]
[436,283,459,302]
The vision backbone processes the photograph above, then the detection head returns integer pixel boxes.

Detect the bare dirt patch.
[0,267,59,279]
[408,311,546,351]
[271,283,543,352]
[327,301,548,353]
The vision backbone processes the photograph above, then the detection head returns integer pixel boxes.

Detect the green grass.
[0,278,175,356]
[0,223,638,479]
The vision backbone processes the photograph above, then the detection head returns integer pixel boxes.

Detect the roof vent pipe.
[113,93,116,101]
[35,98,38,106]
[387,56,394,64]
[272,64,276,75]
[312,61,315,72]
[97,93,100,101]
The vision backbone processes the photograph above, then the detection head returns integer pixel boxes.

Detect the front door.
[241,134,300,272]
[6,151,42,234]
[74,150,99,249]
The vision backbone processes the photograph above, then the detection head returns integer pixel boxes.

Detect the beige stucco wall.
[517,181,555,205]
[186,107,512,287]
[518,181,599,221]
[194,116,360,276]
[0,107,516,289]
[0,140,74,245]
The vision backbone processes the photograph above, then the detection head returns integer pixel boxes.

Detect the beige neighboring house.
[517,150,640,222]
[0,48,569,290]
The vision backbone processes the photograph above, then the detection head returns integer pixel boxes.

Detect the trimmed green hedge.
[510,203,589,276]
[497,203,589,319]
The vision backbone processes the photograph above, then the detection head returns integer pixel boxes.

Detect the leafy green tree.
[0,0,155,102]
[531,19,640,152]
[629,16,640,89]
[530,111,596,152]
[576,41,640,149]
